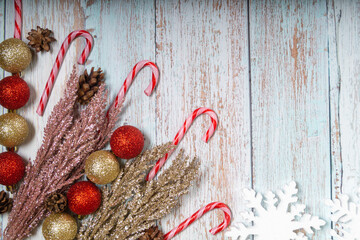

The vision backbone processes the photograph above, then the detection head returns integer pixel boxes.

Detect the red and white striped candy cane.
[36,30,94,116]
[146,107,218,181]
[107,60,159,114]
[14,0,22,39]
[163,202,232,240]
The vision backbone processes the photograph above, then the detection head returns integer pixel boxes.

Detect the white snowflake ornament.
[326,194,360,240]
[225,181,326,240]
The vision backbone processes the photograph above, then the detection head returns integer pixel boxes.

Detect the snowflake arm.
[243,188,266,215]
[326,194,360,240]
[276,181,298,212]
[296,213,326,234]
[228,182,325,240]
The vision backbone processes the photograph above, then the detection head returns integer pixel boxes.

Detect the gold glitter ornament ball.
[0,38,32,73]
[0,113,29,148]
[85,150,120,185]
[42,213,78,240]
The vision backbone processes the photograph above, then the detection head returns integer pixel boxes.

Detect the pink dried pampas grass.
[3,66,123,240]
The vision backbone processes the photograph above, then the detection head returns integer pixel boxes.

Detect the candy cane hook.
[36,30,94,116]
[14,0,22,39]
[146,107,218,181]
[107,60,159,114]
[163,202,231,240]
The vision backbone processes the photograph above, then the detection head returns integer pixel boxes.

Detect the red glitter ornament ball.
[110,125,144,159]
[0,151,25,186]
[0,76,30,109]
[67,181,101,215]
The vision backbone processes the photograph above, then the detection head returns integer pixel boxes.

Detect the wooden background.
[0,0,359,239]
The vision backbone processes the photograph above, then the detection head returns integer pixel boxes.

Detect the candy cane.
[107,60,159,114]
[163,202,231,240]
[36,30,94,116]
[146,107,218,181]
[14,0,22,39]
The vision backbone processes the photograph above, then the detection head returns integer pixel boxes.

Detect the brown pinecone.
[0,190,12,213]
[26,26,56,52]
[138,226,164,240]
[45,193,67,213]
[77,67,105,105]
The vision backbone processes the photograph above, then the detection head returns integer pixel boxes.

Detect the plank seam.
[247,1,255,239]
[326,1,334,237]
[154,0,159,231]
[247,0,253,190]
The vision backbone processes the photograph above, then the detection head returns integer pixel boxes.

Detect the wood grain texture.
[84,0,156,145]
[330,0,360,198]
[0,0,360,239]
[328,0,343,201]
[155,1,251,239]
[249,0,330,238]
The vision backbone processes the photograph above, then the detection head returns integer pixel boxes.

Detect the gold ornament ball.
[42,213,78,240]
[0,113,29,148]
[85,150,120,185]
[0,38,32,73]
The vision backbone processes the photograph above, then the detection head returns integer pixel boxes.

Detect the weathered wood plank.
[84,0,156,147]
[330,0,360,198]
[2,0,360,239]
[328,0,343,201]
[155,1,251,239]
[327,0,340,206]
[249,0,330,238]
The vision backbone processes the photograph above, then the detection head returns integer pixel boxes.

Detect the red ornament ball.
[0,76,30,109]
[110,125,144,159]
[0,151,25,186]
[67,181,101,215]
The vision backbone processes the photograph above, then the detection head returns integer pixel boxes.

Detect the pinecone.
[0,190,12,213]
[26,26,56,52]
[138,226,164,240]
[77,67,105,105]
[45,193,67,213]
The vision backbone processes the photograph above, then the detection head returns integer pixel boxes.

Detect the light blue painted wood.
[154,1,251,239]
[328,0,343,201]
[330,0,360,198]
[249,0,331,239]
[84,0,157,149]
[0,0,360,239]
